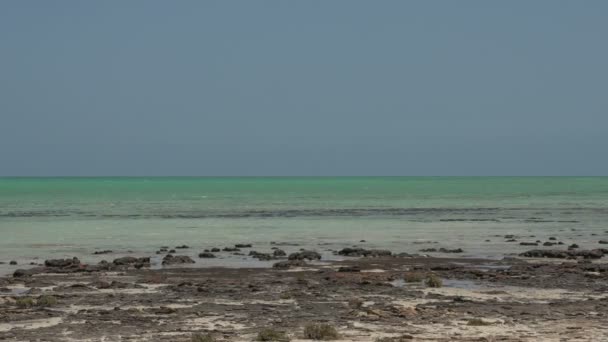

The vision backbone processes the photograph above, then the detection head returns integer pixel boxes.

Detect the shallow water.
[1,177,608,275]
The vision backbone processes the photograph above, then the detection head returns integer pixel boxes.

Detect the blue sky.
[1,1,607,176]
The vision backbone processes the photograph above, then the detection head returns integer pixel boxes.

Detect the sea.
[1,177,607,274]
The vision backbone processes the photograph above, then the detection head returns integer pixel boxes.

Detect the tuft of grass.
[467,318,492,326]
[16,297,35,308]
[36,295,58,307]
[425,274,443,288]
[256,328,290,341]
[191,333,216,342]
[303,323,339,340]
[403,272,425,283]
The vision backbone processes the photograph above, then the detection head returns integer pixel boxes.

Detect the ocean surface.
[1,177,608,274]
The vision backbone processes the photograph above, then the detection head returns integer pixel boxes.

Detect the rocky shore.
[1,242,608,341]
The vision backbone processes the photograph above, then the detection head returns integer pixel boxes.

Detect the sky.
[1,1,607,176]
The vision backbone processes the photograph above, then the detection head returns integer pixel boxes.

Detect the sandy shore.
[1,244,608,341]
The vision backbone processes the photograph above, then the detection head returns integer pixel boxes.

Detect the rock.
[506,239,517,242]
[543,242,556,246]
[549,237,556,240]
[222,247,240,252]
[569,244,580,249]
[198,252,216,258]
[13,268,43,277]
[519,242,538,246]
[273,249,286,257]
[519,249,605,259]
[9,260,17,265]
[420,248,437,252]
[599,240,608,244]
[438,248,463,253]
[162,254,195,265]
[338,248,392,257]
[288,250,321,261]
[93,250,113,255]
[169,249,176,253]
[113,257,150,266]
[235,243,252,248]
[249,251,274,261]
[175,245,189,249]
[45,257,80,268]
[273,260,307,269]
[211,248,220,252]
[338,266,361,272]
[395,252,415,257]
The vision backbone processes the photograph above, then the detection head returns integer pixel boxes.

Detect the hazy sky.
[1,1,607,176]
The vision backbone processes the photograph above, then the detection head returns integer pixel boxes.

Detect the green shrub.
[191,333,216,342]
[37,295,58,307]
[425,274,442,288]
[16,297,35,308]
[256,328,290,341]
[303,323,339,340]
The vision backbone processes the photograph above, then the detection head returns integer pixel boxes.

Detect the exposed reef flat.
[1,248,607,341]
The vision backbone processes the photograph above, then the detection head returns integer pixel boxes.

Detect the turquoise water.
[1,177,608,273]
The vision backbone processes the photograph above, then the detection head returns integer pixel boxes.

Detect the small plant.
[256,327,290,341]
[191,333,216,342]
[16,297,35,308]
[467,318,492,326]
[303,323,339,340]
[403,272,425,283]
[37,295,58,307]
[425,274,442,288]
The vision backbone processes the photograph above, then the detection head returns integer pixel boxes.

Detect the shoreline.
[1,244,608,341]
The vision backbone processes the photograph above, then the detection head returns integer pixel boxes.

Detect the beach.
[1,177,608,340]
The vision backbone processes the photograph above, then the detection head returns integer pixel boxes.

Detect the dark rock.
[169,249,176,253]
[438,248,463,253]
[288,250,321,261]
[569,244,580,249]
[113,257,150,266]
[9,260,17,265]
[599,240,608,244]
[338,248,392,257]
[235,243,252,248]
[45,257,80,268]
[519,242,538,246]
[549,237,556,240]
[175,245,189,249]
[506,239,517,242]
[222,247,240,252]
[211,248,220,252]
[338,266,361,272]
[420,248,437,252]
[162,254,195,265]
[93,250,113,255]
[13,268,43,277]
[519,249,605,259]
[249,251,274,261]
[198,252,216,258]
[543,242,556,246]
[273,249,286,257]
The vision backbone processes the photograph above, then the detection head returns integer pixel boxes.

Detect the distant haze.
[1,1,607,176]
